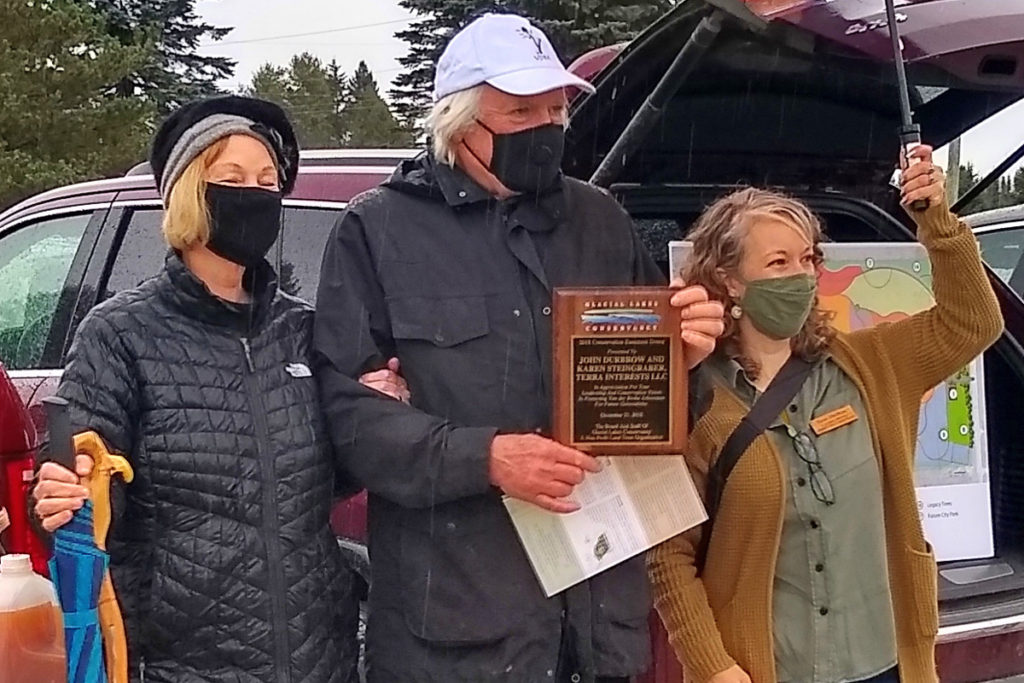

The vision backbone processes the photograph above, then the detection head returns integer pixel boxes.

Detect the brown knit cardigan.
[648,201,1004,683]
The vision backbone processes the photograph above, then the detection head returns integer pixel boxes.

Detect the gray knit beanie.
[158,114,281,203]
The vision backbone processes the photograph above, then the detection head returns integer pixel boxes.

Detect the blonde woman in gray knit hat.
[30,96,371,682]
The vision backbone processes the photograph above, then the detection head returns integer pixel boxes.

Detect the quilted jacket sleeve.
[28,308,137,540]
[56,308,138,460]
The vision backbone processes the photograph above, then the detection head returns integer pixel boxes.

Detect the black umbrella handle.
[41,397,77,472]
[900,125,930,213]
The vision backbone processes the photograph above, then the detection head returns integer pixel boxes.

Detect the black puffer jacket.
[55,253,358,683]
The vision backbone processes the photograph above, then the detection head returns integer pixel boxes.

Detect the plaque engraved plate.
[553,288,687,455]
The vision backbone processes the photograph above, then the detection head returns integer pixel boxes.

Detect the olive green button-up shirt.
[708,355,898,683]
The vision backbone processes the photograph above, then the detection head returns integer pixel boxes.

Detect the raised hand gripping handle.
[900,124,930,213]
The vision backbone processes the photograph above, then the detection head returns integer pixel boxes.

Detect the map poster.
[669,241,993,562]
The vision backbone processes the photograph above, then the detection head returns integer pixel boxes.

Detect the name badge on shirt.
[810,404,858,436]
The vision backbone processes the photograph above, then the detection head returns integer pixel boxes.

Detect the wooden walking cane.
[72,430,134,683]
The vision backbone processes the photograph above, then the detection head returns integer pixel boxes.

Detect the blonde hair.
[428,86,484,166]
[683,187,835,378]
[162,138,230,250]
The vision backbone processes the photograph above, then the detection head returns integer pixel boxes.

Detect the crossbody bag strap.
[694,355,815,574]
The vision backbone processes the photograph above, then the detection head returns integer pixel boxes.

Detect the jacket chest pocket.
[389,295,489,348]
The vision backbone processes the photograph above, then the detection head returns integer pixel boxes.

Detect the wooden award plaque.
[552,287,687,455]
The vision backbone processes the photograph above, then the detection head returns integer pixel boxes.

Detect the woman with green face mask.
[648,145,1003,683]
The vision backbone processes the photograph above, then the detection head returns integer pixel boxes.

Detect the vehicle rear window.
[103,205,342,305]
[277,207,341,304]
[0,213,90,369]
[976,226,1024,286]
[103,208,165,299]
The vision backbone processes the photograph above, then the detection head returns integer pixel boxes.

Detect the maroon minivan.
[2,0,1024,679]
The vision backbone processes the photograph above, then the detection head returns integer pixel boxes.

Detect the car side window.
[104,205,342,305]
[276,207,343,304]
[103,208,165,300]
[0,213,91,369]
[977,226,1024,288]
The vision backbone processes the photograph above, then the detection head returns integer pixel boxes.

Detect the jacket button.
[819,606,829,616]
[542,306,552,316]
[513,309,521,317]
[434,332,444,343]
[815,563,825,572]
[810,519,820,529]
[789,404,798,413]
[797,477,807,487]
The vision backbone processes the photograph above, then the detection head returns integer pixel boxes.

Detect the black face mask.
[467,121,565,195]
[205,183,282,268]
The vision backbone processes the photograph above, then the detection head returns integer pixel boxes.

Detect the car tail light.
[0,364,49,575]
[0,451,49,575]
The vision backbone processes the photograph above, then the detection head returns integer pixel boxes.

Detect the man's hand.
[359,357,411,403]
[33,456,93,533]
[0,506,9,534]
[900,144,945,211]
[489,434,602,513]
[708,665,752,683]
[670,281,725,368]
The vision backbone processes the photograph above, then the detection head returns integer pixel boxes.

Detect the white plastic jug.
[0,553,65,682]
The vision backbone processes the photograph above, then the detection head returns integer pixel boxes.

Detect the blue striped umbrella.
[48,499,109,683]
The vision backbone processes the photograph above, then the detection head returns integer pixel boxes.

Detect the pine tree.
[326,60,350,143]
[958,162,979,198]
[287,53,343,148]
[960,162,1022,212]
[247,58,412,150]
[1013,166,1024,204]
[343,61,415,148]
[90,0,235,114]
[249,65,291,107]
[246,53,347,148]
[390,0,675,128]
[0,0,154,209]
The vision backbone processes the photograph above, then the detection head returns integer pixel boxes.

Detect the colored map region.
[819,244,987,487]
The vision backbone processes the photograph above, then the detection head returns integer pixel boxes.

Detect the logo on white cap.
[517,26,550,62]
[433,13,596,102]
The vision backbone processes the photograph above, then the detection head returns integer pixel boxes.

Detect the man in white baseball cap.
[314,12,725,683]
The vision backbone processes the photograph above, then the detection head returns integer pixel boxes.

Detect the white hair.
[427,85,572,166]
[427,86,484,166]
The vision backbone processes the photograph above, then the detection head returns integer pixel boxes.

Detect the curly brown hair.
[682,187,836,379]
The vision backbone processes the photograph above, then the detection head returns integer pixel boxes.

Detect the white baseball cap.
[433,13,597,102]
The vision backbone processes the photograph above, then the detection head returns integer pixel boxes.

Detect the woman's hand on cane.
[34,456,94,532]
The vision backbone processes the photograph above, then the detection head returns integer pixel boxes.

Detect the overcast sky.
[195,0,414,94]
[195,0,1023,180]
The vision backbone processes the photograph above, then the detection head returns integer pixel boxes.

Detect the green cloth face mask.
[739,273,818,340]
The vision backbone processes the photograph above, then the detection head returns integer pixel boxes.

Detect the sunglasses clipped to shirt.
[782,414,836,506]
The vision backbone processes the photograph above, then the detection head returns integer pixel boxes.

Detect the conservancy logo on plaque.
[581,300,661,332]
